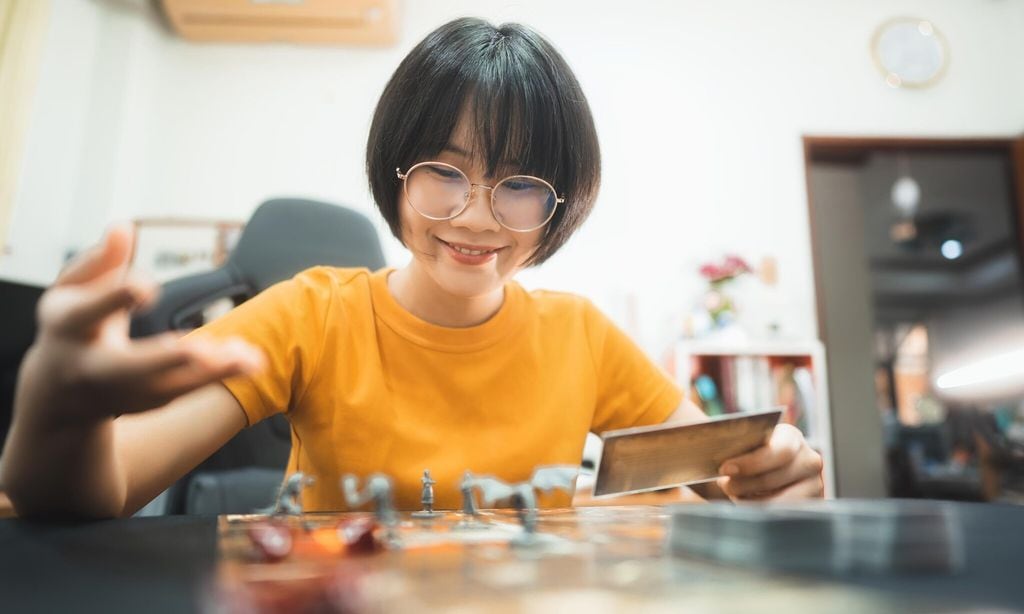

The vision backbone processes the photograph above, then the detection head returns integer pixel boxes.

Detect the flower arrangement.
[698,254,753,327]
[699,254,752,286]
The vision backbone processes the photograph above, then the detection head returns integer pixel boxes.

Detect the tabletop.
[2,501,1023,613]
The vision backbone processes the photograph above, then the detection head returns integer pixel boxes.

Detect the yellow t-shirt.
[194,267,682,510]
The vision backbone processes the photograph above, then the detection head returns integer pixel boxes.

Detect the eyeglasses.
[396,161,563,232]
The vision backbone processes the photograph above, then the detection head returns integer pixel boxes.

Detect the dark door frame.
[802,135,1024,497]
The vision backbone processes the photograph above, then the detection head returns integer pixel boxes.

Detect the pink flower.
[699,264,721,279]
[723,255,752,275]
[699,254,752,283]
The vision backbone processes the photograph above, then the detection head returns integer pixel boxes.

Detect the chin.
[429,262,504,298]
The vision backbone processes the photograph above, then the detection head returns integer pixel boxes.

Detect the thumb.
[716,476,738,500]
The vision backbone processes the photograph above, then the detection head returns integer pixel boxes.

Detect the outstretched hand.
[20,224,264,424]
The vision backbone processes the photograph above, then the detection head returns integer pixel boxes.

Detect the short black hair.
[366,17,601,265]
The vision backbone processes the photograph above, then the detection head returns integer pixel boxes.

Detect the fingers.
[76,336,265,414]
[719,448,824,499]
[40,223,152,341]
[39,275,158,339]
[719,423,803,478]
[56,223,135,286]
[120,336,263,386]
[83,332,194,381]
[749,474,825,502]
[182,337,265,376]
[65,277,155,335]
[147,339,264,405]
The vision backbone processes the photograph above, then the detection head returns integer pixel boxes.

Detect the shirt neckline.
[369,267,526,352]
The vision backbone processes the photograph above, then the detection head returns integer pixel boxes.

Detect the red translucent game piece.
[336,517,380,555]
[247,522,294,562]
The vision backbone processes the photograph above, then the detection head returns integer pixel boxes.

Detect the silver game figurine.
[260,471,316,517]
[341,473,399,545]
[411,469,443,518]
[464,465,578,544]
[456,470,487,529]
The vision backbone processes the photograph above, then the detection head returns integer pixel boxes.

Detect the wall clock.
[871,18,949,89]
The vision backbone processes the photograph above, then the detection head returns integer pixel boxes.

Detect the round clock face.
[871,18,949,88]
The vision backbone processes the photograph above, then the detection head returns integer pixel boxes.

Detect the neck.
[388,262,505,328]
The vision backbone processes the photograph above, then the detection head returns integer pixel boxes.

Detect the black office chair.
[0,280,46,450]
[130,198,386,515]
[893,421,985,502]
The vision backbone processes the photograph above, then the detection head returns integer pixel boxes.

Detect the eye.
[502,179,536,191]
[426,166,462,180]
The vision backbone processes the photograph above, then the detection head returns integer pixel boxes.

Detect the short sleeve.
[584,301,683,434]
[187,267,335,426]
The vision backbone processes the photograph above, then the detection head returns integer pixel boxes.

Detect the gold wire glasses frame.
[395,161,564,233]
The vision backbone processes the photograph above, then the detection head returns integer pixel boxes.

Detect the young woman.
[1,18,823,518]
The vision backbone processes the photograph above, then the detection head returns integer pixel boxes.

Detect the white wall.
[5,0,1024,356]
[2,0,105,285]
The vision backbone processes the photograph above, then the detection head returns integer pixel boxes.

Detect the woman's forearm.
[2,411,127,520]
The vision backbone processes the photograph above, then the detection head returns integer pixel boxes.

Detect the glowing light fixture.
[936,348,1024,390]
[940,239,963,260]
[891,176,921,217]
[891,153,920,218]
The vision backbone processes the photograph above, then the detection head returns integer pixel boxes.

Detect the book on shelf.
[792,366,816,443]
[678,351,819,442]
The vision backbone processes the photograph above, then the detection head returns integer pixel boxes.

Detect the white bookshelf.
[671,339,835,498]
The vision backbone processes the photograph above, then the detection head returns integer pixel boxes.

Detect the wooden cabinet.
[161,0,398,46]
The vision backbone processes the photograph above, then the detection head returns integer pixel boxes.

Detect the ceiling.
[857,149,1024,319]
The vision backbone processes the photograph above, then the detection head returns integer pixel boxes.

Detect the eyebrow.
[442,142,526,173]
[442,143,471,157]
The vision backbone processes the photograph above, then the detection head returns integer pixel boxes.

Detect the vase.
[704,281,736,329]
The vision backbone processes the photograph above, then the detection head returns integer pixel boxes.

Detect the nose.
[451,183,501,233]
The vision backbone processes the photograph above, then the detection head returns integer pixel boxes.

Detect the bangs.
[464,56,563,184]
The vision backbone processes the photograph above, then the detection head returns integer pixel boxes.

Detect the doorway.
[805,137,1024,501]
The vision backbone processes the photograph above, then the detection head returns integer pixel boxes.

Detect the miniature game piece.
[411,469,443,518]
[455,470,487,529]
[341,473,399,546]
[460,470,479,516]
[463,465,578,544]
[260,471,315,516]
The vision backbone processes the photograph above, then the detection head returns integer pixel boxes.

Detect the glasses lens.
[493,176,557,231]
[406,163,470,219]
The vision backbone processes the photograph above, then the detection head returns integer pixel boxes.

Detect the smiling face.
[398,114,547,300]
[367,19,602,298]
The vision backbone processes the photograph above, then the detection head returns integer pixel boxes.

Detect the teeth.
[450,244,494,256]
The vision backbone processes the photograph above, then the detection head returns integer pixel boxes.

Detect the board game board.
[209,505,946,613]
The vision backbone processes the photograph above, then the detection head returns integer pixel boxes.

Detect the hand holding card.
[593,409,782,497]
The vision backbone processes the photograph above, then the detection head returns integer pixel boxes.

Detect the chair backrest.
[132,199,386,515]
[131,199,386,337]
[229,198,386,293]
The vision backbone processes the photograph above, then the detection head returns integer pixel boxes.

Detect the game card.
[593,409,782,497]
